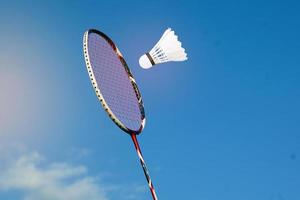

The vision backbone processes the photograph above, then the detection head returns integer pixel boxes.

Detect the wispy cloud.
[0,152,108,200]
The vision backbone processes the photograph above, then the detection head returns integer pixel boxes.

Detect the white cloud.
[0,152,108,200]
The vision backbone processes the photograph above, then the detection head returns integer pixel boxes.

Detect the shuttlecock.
[139,28,187,69]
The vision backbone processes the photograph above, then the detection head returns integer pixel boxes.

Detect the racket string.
[88,33,142,130]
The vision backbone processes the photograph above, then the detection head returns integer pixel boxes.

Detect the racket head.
[83,29,145,135]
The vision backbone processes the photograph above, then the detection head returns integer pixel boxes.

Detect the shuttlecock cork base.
[139,28,187,69]
[139,53,156,69]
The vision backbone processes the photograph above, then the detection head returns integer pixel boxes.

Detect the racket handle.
[130,133,158,200]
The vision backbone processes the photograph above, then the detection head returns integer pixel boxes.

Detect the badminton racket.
[83,29,158,200]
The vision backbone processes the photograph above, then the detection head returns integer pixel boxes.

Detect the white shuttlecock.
[139,28,187,69]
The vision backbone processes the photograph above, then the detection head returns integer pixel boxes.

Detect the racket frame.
[83,29,145,135]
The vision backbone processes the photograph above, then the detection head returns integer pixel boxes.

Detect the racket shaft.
[130,134,158,200]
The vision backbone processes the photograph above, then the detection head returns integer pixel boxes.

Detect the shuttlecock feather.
[139,28,187,69]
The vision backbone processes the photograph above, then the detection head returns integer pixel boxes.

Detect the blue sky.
[0,0,299,200]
